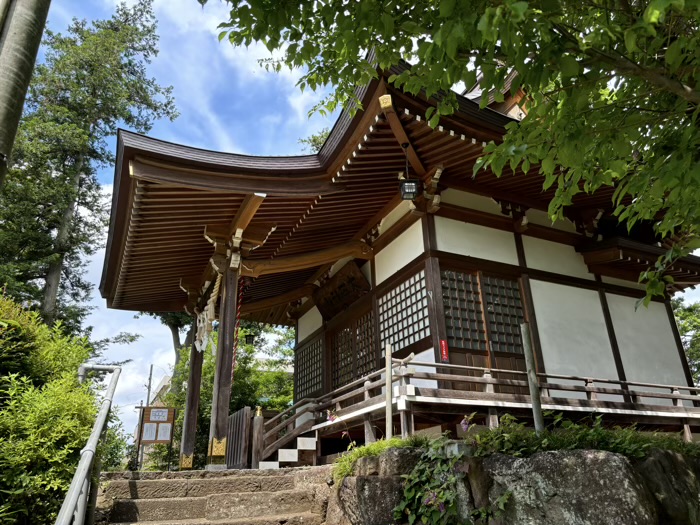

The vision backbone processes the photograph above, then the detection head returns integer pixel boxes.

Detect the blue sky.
[47,0,335,437]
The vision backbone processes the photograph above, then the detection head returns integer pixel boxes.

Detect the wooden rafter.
[379,94,426,177]
[240,241,372,278]
[241,285,318,314]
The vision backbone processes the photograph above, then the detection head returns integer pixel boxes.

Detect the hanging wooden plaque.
[313,261,370,320]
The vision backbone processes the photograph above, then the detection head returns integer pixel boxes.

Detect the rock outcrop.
[330,447,700,525]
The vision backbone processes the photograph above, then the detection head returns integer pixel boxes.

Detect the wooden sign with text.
[139,407,175,445]
[313,261,370,320]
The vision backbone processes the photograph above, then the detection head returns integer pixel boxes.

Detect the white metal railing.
[55,364,122,525]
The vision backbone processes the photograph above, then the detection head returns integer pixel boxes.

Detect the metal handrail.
[55,363,122,525]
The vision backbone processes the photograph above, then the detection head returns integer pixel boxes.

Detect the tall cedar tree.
[208,0,700,300]
[0,0,177,332]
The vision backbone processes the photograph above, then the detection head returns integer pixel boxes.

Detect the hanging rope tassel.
[231,277,245,382]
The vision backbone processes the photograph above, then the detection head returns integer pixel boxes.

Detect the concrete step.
[296,437,316,450]
[111,511,323,525]
[104,476,295,500]
[110,497,205,522]
[206,489,315,521]
[277,448,298,463]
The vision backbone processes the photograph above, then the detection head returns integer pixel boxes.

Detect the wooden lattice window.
[330,309,377,389]
[481,275,525,354]
[441,271,487,351]
[441,270,524,355]
[294,335,324,400]
[378,269,430,354]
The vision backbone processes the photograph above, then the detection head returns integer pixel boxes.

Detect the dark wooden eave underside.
[100,70,633,325]
[578,238,700,287]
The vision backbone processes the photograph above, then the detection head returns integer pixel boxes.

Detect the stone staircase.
[96,466,334,525]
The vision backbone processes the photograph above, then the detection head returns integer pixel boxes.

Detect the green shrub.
[469,412,700,460]
[333,437,422,485]
[0,297,98,524]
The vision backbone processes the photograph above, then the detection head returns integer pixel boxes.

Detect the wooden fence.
[226,406,251,469]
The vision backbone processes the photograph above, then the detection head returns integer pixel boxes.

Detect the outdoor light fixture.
[245,334,255,345]
[399,142,420,200]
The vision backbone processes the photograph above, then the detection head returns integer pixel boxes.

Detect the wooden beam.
[241,284,318,314]
[228,193,265,238]
[379,94,426,177]
[180,316,203,469]
[130,159,346,196]
[204,223,276,247]
[240,241,373,278]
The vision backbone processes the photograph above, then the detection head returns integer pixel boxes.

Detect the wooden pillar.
[179,317,202,469]
[207,266,239,466]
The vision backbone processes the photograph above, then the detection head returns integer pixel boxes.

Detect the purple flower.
[326,409,338,422]
[439,502,445,513]
[460,416,471,433]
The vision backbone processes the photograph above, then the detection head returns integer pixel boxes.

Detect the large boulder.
[337,475,404,525]
[465,450,658,525]
[635,448,700,524]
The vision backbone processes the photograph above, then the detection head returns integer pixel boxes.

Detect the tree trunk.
[168,322,182,362]
[0,0,52,191]
[41,166,81,324]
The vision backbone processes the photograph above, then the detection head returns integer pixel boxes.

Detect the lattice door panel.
[441,270,487,351]
[294,335,324,400]
[355,310,376,379]
[330,308,378,390]
[378,269,430,354]
[331,328,355,390]
[480,275,525,355]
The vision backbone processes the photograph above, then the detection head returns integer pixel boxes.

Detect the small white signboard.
[156,423,172,441]
[150,408,169,422]
[142,423,157,441]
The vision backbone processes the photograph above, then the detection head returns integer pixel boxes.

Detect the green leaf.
[510,1,529,20]
[440,0,456,18]
[624,29,639,53]
[665,39,683,67]
[560,55,580,77]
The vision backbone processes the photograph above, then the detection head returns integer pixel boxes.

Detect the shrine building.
[101,67,700,469]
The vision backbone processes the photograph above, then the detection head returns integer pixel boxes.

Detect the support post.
[398,366,412,439]
[672,388,693,443]
[251,406,264,469]
[385,344,392,439]
[482,371,499,429]
[363,380,376,444]
[521,322,544,434]
[207,266,239,466]
[180,316,202,470]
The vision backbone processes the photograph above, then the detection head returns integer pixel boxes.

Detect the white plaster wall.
[522,236,594,280]
[409,349,438,390]
[361,261,372,286]
[375,220,424,284]
[329,256,354,278]
[434,216,519,265]
[526,209,578,233]
[440,189,502,215]
[606,294,689,405]
[378,200,412,235]
[297,306,323,343]
[530,280,622,401]
[601,276,646,291]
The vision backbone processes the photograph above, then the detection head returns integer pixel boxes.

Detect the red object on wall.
[440,340,449,363]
